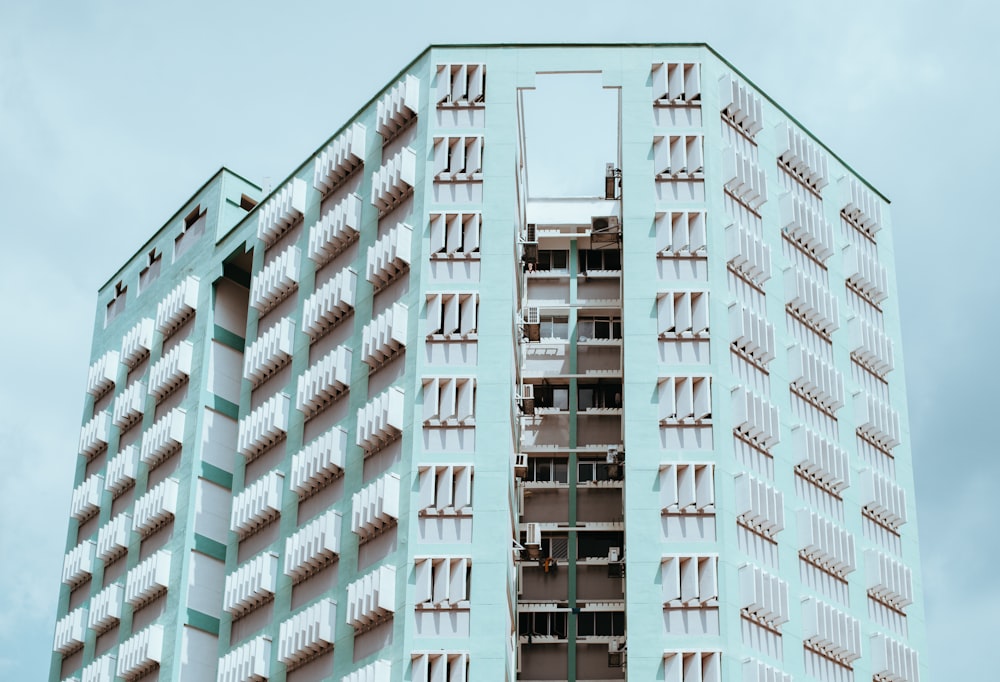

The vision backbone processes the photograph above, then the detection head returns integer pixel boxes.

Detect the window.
[577,316,621,341]
[539,315,569,339]
[656,211,707,256]
[433,136,484,179]
[657,291,709,338]
[658,376,712,423]
[662,555,719,607]
[518,611,567,638]
[659,464,714,513]
[105,280,127,325]
[527,457,569,484]
[531,384,569,411]
[138,249,162,294]
[578,458,617,483]
[578,248,620,273]
[417,465,473,514]
[651,62,701,104]
[437,63,485,104]
[175,204,207,258]
[578,381,622,409]
[239,194,258,211]
[414,557,471,607]
[422,377,475,424]
[576,610,625,637]
[429,212,481,258]
[654,135,704,178]
[426,293,478,338]
[532,249,568,271]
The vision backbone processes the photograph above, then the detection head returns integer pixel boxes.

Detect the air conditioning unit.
[608,639,624,667]
[523,306,540,342]
[518,383,535,415]
[608,547,621,562]
[514,453,528,478]
[525,523,541,559]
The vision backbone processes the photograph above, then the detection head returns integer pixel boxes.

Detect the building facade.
[52,44,927,682]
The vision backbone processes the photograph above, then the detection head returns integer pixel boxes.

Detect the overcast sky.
[1,1,993,678]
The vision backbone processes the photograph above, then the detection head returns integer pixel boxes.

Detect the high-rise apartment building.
[51,44,927,682]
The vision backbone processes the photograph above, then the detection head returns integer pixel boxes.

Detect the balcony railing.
[258,178,306,247]
[308,192,362,266]
[217,635,272,682]
[285,510,342,582]
[250,244,301,314]
[148,340,193,401]
[88,583,124,633]
[79,411,110,459]
[116,623,165,681]
[302,268,357,340]
[231,470,283,538]
[105,444,139,496]
[96,512,132,563]
[70,473,104,521]
[346,565,395,630]
[244,317,295,388]
[132,478,179,537]
[237,392,290,459]
[289,426,348,499]
[155,275,199,337]
[125,550,171,607]
[86,350,119,397]
[314,122,366,193]
[277,598,337,668]
[224,551,279,615]
[140,408,185,468]
[120,317,153,368]
[112,379,146,428]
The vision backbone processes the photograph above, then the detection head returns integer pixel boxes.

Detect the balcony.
[719,73,763,137]
[250,244,301,314]
[70,473,104,521]
[54,606,87,654]
[726,222,771,285]
[361,302,407,368]
[302,268,357,341]
[82,653,117,682]
[105,445,139,496]
[722,146,767,210]
[840,176,882,237]
[801,597,862,666]
[86,350,119,397]
[125,550,171,607]
[732,387,780,451]
[730,304,775,366]
[277,598,336,668]
[845,244,889,305]
[132,478,179,537]
[96,512,132,563]
[775,121,829,191]
[785,269,839,336]
[356,387,404,454]
[140,408,185,468]
[89,583,124,633]
[231,470,283,538]
[224,551,279,616]
[855,393,901,451]
[217,636,272,682]
[155,276,199,337]
[313,122,365,193]
[738,563,789,629]
[346,565,395,630]
[112,380,146,429]
[244,317,295,388]
[148,341,193,401]
[79,411,110,459]
[798,510,856,577]
[289,426,348,499]
[116,624,165,681]
[344,660,391,682]
[237,392,290,459]
[257,177,306,247]
[352,473,401,540]
[296,345,352,417]
[793,426,850,495]
[871,633,919,682]
[120,317,154,368]
[849,316,894,377]
[860,469,907,531]
[62,539,96,587]
[788,345,845,413]
[308,192,362,266]
[284,510,342,582]
[371,148,416,216]
[376,74,419,140]
[366,222,412,290]
[865,549,913,610]
[734,473,784,539]
[780,192,834,262]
